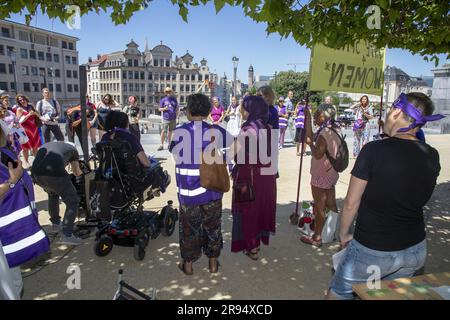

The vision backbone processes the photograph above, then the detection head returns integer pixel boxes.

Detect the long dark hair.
[360,95,369,107]
[102,94,114,106]
[15,94,35,112]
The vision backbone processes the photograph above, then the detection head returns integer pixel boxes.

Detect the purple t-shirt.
[159,96,178,121]
[210,106,224,122]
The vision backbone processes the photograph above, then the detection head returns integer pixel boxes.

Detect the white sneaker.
[58,234,83,246]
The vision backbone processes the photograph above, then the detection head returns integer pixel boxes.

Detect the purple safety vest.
[0,147,50,268]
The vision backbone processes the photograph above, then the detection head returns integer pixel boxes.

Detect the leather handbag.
[232,167,255,203]
[199,147,230,193]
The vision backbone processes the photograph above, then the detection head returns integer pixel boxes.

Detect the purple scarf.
[393,93,445,132]
[242,96,269,130]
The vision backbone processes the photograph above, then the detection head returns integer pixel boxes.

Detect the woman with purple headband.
[327,92,444,300]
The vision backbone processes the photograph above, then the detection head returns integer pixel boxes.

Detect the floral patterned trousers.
[353,128,370,157]
[179,199,223,263]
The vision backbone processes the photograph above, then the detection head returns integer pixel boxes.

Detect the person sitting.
[101,111,170,195]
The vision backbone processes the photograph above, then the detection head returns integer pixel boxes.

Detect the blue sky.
[8,1,448,82]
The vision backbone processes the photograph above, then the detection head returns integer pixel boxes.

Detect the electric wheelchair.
[88,137,177,261]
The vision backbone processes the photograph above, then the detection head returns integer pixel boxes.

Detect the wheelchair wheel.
[133,244,146,261]
[161,206,176,237]
[94,235,113,257]
[133,233,148,261]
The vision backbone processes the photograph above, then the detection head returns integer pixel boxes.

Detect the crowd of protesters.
[0,83,445,300]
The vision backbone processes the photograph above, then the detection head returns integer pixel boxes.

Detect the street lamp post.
[50,67,56,99]
[232,56,239,98]
[10,49,18,95]
[40,68,47,89]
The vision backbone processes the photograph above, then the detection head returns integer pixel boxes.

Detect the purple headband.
[393,93,445,132]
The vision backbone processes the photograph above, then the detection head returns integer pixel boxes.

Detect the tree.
[1,1,448,64]
[269,71,322,106]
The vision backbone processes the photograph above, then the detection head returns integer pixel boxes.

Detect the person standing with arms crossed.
[158,87,179,151]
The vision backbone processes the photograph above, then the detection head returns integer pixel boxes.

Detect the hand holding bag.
[199,140,230,193]
[232,167,255,203]
[352,118,366,131]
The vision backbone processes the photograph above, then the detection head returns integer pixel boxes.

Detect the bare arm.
[304,108,327,159]
[340,175,368,247]
[70,160,83,177]
[137,151,151,167]
[0,161,24,199]
[308,135,327,160]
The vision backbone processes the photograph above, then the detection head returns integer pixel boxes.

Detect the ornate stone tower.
[248,65,254,89]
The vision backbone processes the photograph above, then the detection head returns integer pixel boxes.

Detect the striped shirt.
[0,148,50,268]
[170,121,229,206]
[278,105,288,128]
[295,105,307,129]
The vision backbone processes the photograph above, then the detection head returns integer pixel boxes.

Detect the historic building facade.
[0,19,80,106]
[86,40,215,117]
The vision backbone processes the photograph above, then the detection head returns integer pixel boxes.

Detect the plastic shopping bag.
[322,210,339,244]
[10,126,29,145]
[297,201,315,236]
[298,201,340,243]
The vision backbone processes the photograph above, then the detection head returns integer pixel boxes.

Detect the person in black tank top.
[327,92,444,300]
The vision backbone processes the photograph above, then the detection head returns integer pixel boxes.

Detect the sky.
[8,1,448,82]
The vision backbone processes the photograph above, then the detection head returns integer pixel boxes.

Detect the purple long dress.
[231,120,277,252]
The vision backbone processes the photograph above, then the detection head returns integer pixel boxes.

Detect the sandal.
[209,259,221,274]
[300,235,323,247]
[178,261,193,276]
[244,249,259,261]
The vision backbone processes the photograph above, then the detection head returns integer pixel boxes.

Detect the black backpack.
[324,127,349,173]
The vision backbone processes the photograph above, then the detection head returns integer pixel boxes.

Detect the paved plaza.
[21,131,450,300]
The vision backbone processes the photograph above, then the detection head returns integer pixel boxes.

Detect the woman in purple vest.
[231,96,277,261]
[170,94,228,276]
[277,97,288,149]
[294,100,308,156]
[0,125,49,299]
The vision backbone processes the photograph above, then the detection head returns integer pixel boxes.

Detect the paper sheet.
[430,286,450,300]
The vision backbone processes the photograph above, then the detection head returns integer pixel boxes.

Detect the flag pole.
[290,91,309,225]
[378,95,383,133]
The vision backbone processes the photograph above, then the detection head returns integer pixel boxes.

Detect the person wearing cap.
[158,87,179,151]
[31,141,84,246]
[327,92,444,300]
[277,97,288,149]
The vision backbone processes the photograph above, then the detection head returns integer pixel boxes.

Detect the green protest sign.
[309,41,386,95]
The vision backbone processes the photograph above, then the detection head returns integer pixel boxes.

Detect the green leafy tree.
[1,1,448,64]
[270,71,308,104]
[270,71,322,106]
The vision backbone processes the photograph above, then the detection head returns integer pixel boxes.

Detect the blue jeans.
[329,239,427,299]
